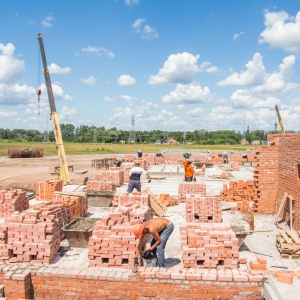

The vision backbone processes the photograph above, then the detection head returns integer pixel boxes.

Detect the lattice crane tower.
[128,115,137,144]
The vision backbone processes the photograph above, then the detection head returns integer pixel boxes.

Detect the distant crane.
[275,105,285,134]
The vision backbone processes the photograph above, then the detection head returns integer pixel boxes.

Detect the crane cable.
[36,44,42,115]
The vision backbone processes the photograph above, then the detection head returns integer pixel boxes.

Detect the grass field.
[0,141,253,157]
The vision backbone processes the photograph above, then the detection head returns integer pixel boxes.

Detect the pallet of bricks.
[178,182,206,202]
[86,180,116,192]
[35,180,63,201]
[276,230,300,259]
[180,223,239,269]
[220,180,255,212]
[94,170,124,186]
[88,203,151,268]
[112,192,149,209]
[0,189,29,218]
[0,203,69,264]
[186,194,222,223]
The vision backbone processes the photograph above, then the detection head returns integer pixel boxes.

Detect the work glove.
[193,177,196,182]
[143,249,156,259]
[134,257,139,266]
[148,179,151,183]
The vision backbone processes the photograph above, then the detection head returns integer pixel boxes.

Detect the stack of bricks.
[112,192,150,209]
[186,194,222,223]
[0,225,9,260]
[94,170,124,186]
[124,155,136,162]
[0,204,68,264]
[88,204,151,268]
[230,161,240,171]
[178,182,206,202]
[86,180,116,192]
[181,223,239,269]
[159,194,178,206]
[35,180,63,201]
[220,180,255,212]
[249,258,267,271]
[119,162,133,182]
[0,189,29,218]
[52,194,88,221]
[253,144,279,213]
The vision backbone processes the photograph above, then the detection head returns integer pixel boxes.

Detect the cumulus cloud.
[230,89,260,108]
[233,31,244,40]
[82,46,115,58]
[0,110,17,117]
[103,96,113,102]
[132,18,158,40]
[217,52,266,87]
[60,105,77,121]
[38,83,72,101]
[117,75,136,86]
[41,15,55,28]
[199,61,224,75]
[48,63,71,74]
[80,76,97,85]
[149,52,200,85]
[162,83,211,104]
[124,0,139,6]
[259,10,300,52]
[187,107,204,118]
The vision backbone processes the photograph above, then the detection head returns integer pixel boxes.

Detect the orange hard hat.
[132,224,144,239]
[134,160,141,165]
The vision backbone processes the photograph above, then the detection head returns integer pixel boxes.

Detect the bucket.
[142,257,157,267]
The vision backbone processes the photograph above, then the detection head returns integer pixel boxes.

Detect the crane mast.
[275,105,285,134]
[37,33,70,185]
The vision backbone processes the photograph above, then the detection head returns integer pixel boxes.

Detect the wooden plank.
[274,192,288,224]
[54,191,87,197]
[286,230,300,245]
[150,197,166,217]
[279,230,294,244]
[289,196,293,230]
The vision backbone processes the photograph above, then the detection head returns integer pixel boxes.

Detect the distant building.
[166,137,178,145]
[155,140,161,144]
[239,138,249,145]
[251,140,260,145]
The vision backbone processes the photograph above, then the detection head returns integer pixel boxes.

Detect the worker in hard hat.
[185,160,196,182]
[182,153,192,179]
[155,152,164,158]
[222,151,228,164]
[127,160,151,193]
[132,218,174,268]
[137,149,143,158]
[113,157,123,167]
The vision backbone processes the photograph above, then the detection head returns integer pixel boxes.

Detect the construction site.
[0,133,299,300]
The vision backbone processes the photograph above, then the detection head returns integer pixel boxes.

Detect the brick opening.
[217,260,224,266]
[196,260,204,265]
[208,216,213,220]
[102,258,109,263]
[122,259,129,264]
[194,214,199,220]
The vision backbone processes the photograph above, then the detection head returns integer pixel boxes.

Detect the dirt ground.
[0,155,108,192]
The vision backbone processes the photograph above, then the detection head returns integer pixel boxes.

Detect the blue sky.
[1,0,300,133]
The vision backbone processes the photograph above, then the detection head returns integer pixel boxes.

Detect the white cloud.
[230,89,260,108]
[48,63,71,74]
[124,0,139,6]
[40,83,72,101]
[117,75,136,86]
[233,31,244,41]
[82,46,115,58]
[0,43,24,84]
[41,15,55,28]
[111,107,133,120]
[259,10,300,52]
[103,96,113,102]
[0,110,17,117]
[132,18,158,40]
[162,83,211,104]
[60,105,77,120]
[199,61,224,75]
[187,107,204,118]
[149,52,200,85]
[81,76,97,85]
[217,52,266,87]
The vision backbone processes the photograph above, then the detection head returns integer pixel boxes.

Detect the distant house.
[166,137,178,145]
[120,140,125,144]
[155,140,161,144]
[251,140,260,146]
[239,138,249,145]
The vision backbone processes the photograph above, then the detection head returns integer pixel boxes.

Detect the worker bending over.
[132,218,174,268]
[113,157,123,167]
[155,152,164,158]
[127,160,151,193]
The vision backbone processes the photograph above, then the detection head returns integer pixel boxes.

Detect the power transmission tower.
[43,116,49,143]
[128,115,136,144]
[93,129,97,144]
[182,132,186,145]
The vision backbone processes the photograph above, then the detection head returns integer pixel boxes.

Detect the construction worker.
[137,149,143,158]
[185,160,196,182]
[132,218,174,268]
[182,153,192,179]
[222,151,228,164]
[113,157,123,167]
[155,152,164,158]
[127,160,151,193]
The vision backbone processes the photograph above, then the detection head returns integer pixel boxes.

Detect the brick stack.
[0,205,68,264]
[249,258,267,271]
[0,189,29,218]
[124,155,136,162]
[253,145,279,213]
[112,192,150,209]
[35,180,63,201]
[220,180,255,212]
[86,180,116,192]
[52,194,88,221]
[88,204,151,268]
[159,194,178,206]
[94,170,124,186]
[120,162,134,182]
[181,223,239,269]
[186,194,222,223]
[178,182,206,202]
[230,162,240,171]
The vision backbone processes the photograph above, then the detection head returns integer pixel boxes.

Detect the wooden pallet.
[276,229,300,259]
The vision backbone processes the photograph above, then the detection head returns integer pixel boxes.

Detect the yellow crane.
[275,105,285,134]
[37,33,70,185]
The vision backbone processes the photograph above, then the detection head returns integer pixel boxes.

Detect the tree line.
[0,125,289,145]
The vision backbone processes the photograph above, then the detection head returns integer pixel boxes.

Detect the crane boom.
[37,33,70,185]
[275,105,285,134]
